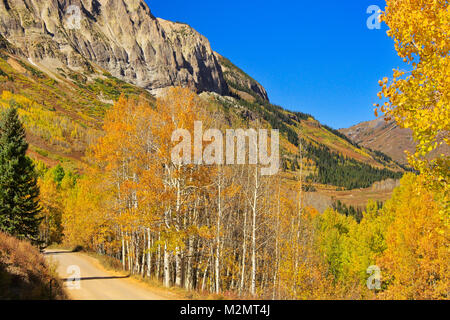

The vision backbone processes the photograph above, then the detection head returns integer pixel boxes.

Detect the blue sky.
[147,0,403,129]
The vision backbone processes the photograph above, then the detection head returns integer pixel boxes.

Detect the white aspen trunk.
[121,230,126,271]
[134,232,140,274]
[175,247,182,287]
[141,230,146,277]
[251,209,257,296]
[215,170,222,294]
[230,264,235,290]
[156,233,161,280]
[163,242,170,287]
[201,256,210,292]
[251,166,259,297]
[185,236,194,290]
[126,235,132,273]
[210,251,215,293]
[272,180,281,300]
[239,207,248,296]
[174,176,182,287]
[147,228,151,278]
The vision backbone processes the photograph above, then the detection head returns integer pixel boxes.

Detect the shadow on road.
[62,275,130,282]
[43,251,74,255]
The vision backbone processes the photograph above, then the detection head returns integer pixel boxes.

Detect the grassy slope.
[0,232,66,300]
[0,48,153,170]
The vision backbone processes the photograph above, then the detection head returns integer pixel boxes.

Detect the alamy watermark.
[65,5,82,30]
[66,265,81,290]
[171,122,280,176]
[367,265,381,290]
[366,5,382,30]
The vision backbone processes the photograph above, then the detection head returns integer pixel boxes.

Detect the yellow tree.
[89,94,165,272]
[377,173,449,300]
[63,88,217,288]
[275,183,338,300]
[152,87,209,287]
[375,1,449,299]
[376,0,449,193]
[39,173,63,245]
[62,169,115,250]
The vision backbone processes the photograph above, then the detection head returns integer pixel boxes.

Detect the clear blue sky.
[147,0,403,129]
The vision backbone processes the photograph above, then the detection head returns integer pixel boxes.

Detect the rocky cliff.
[0,0,229,95]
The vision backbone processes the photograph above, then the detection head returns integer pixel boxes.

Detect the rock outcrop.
[215,52,269,102]
[0,0,229,95]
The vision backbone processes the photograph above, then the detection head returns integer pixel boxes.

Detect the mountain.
[0,0,229,95]
[340,118,450,165]
[340,118,414,165]
[0,0,405,191]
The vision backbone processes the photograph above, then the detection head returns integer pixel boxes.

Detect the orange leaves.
[72,87,213,249]
[154,87,207,163]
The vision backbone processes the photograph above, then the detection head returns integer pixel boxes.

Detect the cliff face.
[0,0,229,95]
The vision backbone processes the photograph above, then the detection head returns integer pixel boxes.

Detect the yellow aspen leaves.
[377,0,449,193]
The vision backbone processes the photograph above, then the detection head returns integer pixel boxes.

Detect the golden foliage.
[377,174,449,300]
[377,0,449,193]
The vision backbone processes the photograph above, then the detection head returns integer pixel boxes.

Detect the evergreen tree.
[0,107,41,244]
[51,164,65,185]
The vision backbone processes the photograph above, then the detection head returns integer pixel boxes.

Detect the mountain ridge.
[340,117,450,165]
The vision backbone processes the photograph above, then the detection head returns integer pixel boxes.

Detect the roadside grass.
[0,233,67,300]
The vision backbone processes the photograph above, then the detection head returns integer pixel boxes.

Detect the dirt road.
[45,250,169,300]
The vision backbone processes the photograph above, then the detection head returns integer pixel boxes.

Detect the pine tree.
[0,107,41,244]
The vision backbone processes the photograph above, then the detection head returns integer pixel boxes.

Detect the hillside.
[340,117,450,165]
[0,44,153,169]
[0,232,66,299]
[0,0,405,192]
[215,52,269,102]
